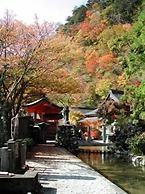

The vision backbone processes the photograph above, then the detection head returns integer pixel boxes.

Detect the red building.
[25,98,63,140]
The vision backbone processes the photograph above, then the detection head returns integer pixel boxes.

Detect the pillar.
[8,139,16,172]
[102,123,106,143]
[1,147,9,171]
[87,126,91,143]
[21,141,26,167]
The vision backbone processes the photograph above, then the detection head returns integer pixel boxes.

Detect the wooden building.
[25,98,63,140]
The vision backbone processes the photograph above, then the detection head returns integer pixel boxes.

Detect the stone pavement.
[26,144,127,194]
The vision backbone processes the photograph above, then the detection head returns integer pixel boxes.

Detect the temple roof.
[84,90,124,117]
[105,90,124,102]
[24,98,63,114]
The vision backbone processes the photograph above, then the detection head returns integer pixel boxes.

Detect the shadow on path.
[40,174,96,181]
[40,187,57,194]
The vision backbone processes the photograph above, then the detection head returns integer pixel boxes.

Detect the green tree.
[102,0,142,24]
[64,5,87,34]
[114,7,145,123]
[125,10,145,77]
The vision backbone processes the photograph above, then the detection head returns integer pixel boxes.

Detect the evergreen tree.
[102,0,142,24]
[64,5,87,33]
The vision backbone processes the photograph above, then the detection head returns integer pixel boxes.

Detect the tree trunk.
[0,102,10,145]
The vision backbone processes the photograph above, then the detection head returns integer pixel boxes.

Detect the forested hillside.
[54,0,145,119]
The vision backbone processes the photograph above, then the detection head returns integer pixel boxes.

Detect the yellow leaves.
[95,79,111,99]
[45,36,83,63]
[38,68,82,95]
[69,110,84,125]
[122,24,132,31]
[117,73,127,88]
[85,46,97,58]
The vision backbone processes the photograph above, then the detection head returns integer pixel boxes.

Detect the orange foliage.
[85,53,116,73]
[86,56,98,73]
[79,20,106,42]
[80,21,91,34]
[86,10,92,18]
[97,53,116,67]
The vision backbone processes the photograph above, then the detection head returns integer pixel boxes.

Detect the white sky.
[0,0,88,24]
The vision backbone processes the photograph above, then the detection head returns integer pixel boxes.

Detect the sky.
[0,0,88,24]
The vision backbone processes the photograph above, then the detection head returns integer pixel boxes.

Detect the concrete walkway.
[26,144,127,194]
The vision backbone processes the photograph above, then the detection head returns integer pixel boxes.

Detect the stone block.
[0,170,41,194]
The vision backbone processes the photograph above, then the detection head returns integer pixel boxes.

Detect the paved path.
[26,144,127,194]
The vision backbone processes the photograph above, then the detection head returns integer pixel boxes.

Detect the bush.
[128,133,145,155]
[22,138,35,151]
[110,123,144,151]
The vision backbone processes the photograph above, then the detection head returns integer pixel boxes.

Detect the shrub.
[128,133,145,155]
[110,123,143,151]
[22,138,35,151]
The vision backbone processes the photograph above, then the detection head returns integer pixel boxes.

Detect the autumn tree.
[0,11,84,144]
[0,12,57,143]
